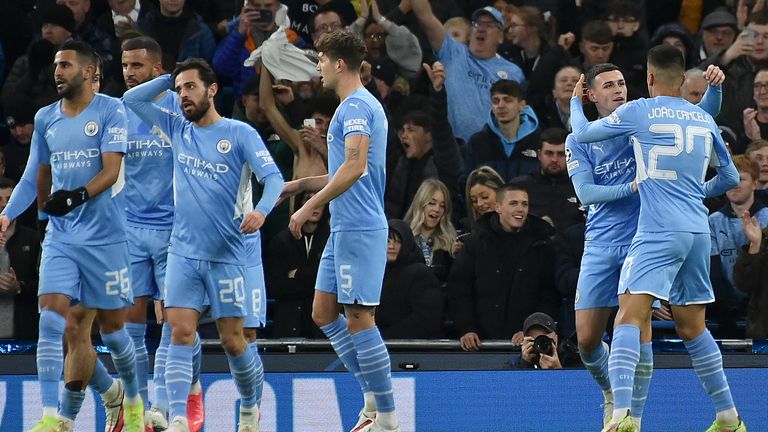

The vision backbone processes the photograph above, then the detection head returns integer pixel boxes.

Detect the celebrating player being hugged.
[124,57,284,432]
[566,61,725,430]
[281,30,399,432]
[571,44,746,432]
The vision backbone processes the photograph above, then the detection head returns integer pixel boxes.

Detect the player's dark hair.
[586,63,621,88]
[0,177,17,190]
[581,20,613,45]
[315,29,367,72]
[58,40,99,67]
[401,110,431,131]
[306,95,339,119]
[648,44,685,75]
[490,79,524,99]
[540,127,568,146]
[121,36,163,59]
[172,58,218,88]
[495,182,528,201]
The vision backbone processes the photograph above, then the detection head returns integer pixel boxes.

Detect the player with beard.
[31,40,142,431]
[124,57,283,432]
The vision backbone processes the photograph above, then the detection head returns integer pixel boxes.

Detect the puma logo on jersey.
[349,102,359,109]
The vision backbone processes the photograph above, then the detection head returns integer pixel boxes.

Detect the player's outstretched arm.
[571,171,635,205]
[241,172,285,234]
[698,65,725,117]
[123,74,178,136]
[288,135,369,238]
[2,131,41,223]
[36,164,52,213]
[703,131,740,197]
[570,74,636,143]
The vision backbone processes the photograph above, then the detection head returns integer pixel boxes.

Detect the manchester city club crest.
[84,121,98,136]
[217,139,232,154]
[497,70,508,79]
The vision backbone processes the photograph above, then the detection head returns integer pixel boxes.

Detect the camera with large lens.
[533,334,554,356]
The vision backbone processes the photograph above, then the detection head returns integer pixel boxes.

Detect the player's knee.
[674,322,704,341]
[219,333,246,355]
[577,332,602,353]
[169,322,196,344]
[243,328,257,343]
[311,307,336,328]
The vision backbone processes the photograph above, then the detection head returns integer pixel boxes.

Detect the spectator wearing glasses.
[285,0,357,47]
[411,1,525,142]
[349,0,421,79]
[742,68,768,151]
[702,10,768,142]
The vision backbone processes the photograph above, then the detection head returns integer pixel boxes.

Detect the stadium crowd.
[0,0,768,350]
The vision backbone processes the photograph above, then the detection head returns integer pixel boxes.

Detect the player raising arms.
[567,62,724,430]
[571,45,745,432]
[282,30,399,432]
[124,58,283,432]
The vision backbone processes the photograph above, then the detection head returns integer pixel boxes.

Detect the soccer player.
[33,40,142,431]
[123,58,283,432]
[0,55,129,432]
[571,45,745,432]
[117,36,207,431]
[282,30,399,432]
[567,62,724,430]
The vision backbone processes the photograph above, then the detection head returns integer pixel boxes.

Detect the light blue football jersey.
[326,87,388,232]
[572,96,733,233]
[124,75,282,264]
[35,94,128,245]
[566,134,639,245]
[122,91,179,228]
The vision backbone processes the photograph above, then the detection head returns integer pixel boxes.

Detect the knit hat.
[37,4,76,34]
[370,58,396,87]
[5,96,38,127]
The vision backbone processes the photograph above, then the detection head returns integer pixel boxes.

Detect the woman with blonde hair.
[404,178,456,281]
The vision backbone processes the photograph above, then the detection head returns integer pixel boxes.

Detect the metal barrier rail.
[201,338,757,352]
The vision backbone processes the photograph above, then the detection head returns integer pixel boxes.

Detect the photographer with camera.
[518,312,565,369]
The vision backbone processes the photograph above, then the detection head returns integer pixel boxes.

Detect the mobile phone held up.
[303,118,316,129]
[243,1,273,24]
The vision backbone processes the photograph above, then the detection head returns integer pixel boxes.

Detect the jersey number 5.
[637,124,712,182]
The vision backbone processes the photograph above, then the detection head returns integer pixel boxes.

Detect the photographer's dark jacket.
[448,213,560,339]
